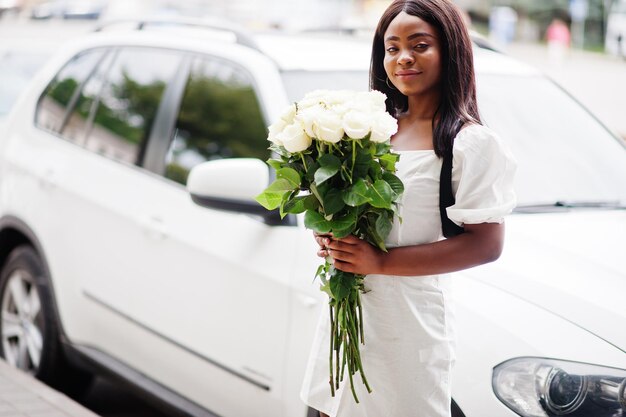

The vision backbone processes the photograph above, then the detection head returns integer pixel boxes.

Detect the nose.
[397,49,414,66]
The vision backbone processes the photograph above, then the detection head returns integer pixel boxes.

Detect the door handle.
[138,216,169,240]
[38,169,58,190]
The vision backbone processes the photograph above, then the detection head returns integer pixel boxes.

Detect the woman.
[300,1,517,416]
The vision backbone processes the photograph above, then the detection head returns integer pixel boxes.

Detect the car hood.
[462,210,626,353]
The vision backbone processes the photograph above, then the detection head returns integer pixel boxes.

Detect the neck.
[406,92,440,121]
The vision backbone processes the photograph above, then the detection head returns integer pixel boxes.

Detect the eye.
[414,43,429,50]
[385,46,398,53]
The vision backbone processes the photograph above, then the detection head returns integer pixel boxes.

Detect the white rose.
[347,91,387,115]
[277,122,312,153]
[325,90,352,105]
[279,104,297,124]
[267,119,287,145]
[296,104,324,138]
[370,112,398,143]
[364,90,388,112]
[299,90,329,109]
[314,109,344,143]
[329,103,350,117]
[342,110,371,139]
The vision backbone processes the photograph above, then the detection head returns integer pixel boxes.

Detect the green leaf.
[329,270,355,301]
[382,172,404,198]
[379,153,399,171]
[365,218,387,251]
[304,194,320,210]
[375,142,392,155]
[279,190,297,218]
[267,159,284,170]
[319,281,333,298]
[314,264,325,280]
[255,179,294,210]
[342,178,371,207]
[367,180,393,209]
[375,210,393,242]
[305,160,319,182]
[276,167,301,188]
[352,148,373,180]
[314,154,341,184]
[322,188,345,215]
[283,194,317,214]
[266,178,297,192]
[304,210,331,233]
[254,191,284,210]
[329,209,357,238]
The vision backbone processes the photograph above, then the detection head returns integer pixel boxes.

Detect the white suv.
[1,21,625,417]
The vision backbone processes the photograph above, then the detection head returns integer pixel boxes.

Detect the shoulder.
[453,124,509,159]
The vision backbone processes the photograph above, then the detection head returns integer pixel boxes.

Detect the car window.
[477,73,626,206]
[164,56,268,185]
[36,49,105,134]
[82,48,181,165]
[59,50,115,147]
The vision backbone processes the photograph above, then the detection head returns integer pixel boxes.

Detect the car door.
[82,49,297,416]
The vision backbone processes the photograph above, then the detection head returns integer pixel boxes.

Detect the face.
[383,11,442,100]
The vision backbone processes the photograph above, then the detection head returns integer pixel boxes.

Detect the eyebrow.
[385,32,435,42]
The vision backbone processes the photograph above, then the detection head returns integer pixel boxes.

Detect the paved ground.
[0,360,98,417]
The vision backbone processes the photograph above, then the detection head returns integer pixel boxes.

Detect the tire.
[0,245,93,398]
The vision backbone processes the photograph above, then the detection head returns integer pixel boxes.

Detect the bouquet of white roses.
[255,89,403,402]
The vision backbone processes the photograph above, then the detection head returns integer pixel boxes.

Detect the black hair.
[370,0,481,156]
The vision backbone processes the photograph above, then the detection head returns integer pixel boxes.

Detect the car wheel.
[0,245,93,398]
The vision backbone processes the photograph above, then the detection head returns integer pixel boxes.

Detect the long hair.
[370,0,481,157]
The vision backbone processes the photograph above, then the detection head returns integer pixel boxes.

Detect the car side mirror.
[187,158,283,224]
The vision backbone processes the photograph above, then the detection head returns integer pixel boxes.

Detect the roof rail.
[94,17,261,52]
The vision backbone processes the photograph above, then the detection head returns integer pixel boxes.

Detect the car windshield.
[281,70,626,209]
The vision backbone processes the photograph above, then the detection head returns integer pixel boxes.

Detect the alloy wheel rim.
[1,270,44,374]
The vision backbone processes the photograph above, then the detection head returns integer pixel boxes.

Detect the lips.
[395,70,422,77]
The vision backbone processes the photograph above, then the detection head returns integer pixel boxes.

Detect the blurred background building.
[1,0,623,53]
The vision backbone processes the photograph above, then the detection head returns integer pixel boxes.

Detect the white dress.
[300,124,517,417]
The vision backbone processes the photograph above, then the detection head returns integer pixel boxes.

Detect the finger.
[332,259,354,273]
[326,239,357,252]
[314,235,332,248]
[327,247,355,263]
[336,234,360,245]
[317,249,329,258]
[319,237,332,248]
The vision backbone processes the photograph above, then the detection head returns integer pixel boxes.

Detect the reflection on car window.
[60,51,115,146]
[477,74,626,205]
[84,48,181,164]
[165,56,268,185]
[36,49,105,134]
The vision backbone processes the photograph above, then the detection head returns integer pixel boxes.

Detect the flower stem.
[356,290,364,343]
[329,303,335,397]
[345,330,360,403]
[351,140,356,181]
[300,153,308,172]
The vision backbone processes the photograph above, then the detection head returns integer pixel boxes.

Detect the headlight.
[493,357,626,417]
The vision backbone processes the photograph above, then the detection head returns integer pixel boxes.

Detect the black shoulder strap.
[440,149,465,238]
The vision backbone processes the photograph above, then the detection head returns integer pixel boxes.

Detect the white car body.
[0,25,625,417]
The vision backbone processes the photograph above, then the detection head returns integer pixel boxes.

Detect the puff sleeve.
[446,125,517,226]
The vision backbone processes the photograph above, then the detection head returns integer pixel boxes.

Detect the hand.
[313,232,332,258]
[322,234,385,275]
